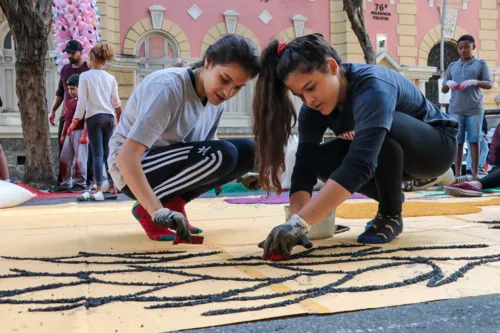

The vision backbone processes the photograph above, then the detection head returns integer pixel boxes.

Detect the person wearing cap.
[49,40,91,191]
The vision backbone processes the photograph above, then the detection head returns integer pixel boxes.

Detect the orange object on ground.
[173,234,204,245]
[263,249,291,261]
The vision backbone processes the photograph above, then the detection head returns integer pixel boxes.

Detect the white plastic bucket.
[284,205,336,240]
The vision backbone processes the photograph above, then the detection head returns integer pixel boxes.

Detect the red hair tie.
[277,41,287,56]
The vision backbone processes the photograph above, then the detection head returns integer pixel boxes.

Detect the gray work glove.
[152,208,191,242]
[237,172,261,191]
[259,214,313,258]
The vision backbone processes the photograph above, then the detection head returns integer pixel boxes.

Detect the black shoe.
[465,169,472,175]
[68,184,87,193]
[412,177,437,189]
[48,185,70,193]
[402,181,413,192]
[359,213,403,244]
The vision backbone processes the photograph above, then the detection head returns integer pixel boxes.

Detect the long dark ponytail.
[253,33,343,194]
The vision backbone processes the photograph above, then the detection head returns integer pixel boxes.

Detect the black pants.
[123,139,255,204]
[57,116,65,184]
[86,145,94,188]
[316,112,457,215]
[86,113,114,186]
[479,167,500,189]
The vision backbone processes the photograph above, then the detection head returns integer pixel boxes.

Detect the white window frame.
[135,31,180,84]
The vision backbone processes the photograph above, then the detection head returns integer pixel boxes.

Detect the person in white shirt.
[108,35,260,242]
[68,43,122,201]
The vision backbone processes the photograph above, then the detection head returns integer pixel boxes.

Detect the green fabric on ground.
[206,183,265,194]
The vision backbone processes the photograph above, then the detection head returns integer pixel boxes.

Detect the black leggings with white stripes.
[122,139,255,204]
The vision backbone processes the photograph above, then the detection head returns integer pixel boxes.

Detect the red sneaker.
[444,182,482,197]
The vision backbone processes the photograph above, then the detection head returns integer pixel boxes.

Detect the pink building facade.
[112,0,499,115]
[1,0,500,138]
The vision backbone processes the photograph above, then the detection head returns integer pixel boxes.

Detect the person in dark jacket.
[253,33,458,255]
[487,122,500,168]
[445,121,500,197]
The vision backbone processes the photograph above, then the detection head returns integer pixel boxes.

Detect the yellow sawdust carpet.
[336,198,500,219]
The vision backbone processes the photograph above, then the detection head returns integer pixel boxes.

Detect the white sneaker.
[76,191,92,202]
[91,191,105,201]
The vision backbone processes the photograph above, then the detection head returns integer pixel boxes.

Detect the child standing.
[58,74,89,192]
[442,35,492,180]
[68,44,122,201]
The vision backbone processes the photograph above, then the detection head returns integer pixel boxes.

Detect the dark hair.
[457,34,475,45]
[253,33,343,193]
[91,43,115,62]
[67,74,80,87]
[192,34,260,78]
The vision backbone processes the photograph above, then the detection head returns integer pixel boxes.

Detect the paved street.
[180,294,500,333]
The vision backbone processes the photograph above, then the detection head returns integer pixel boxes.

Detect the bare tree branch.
[35,0,54,34]
[0,1,20,23]
[343,0,376,64]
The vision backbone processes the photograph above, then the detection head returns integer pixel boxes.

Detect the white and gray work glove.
[459,79,478,90]
[237,172,261,191]
[445,80,459,90]
[152,208,191,242]
[259,214,313,258]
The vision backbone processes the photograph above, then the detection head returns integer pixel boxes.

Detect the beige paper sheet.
[1,198,500,333]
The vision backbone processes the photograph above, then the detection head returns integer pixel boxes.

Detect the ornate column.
[417,79,428,94]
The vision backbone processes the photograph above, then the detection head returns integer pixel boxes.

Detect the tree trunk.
[0,0,56,187]
[16,55,56,186]
[343,0,376,64]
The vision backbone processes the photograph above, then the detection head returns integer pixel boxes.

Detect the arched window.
[135,32,180,84]
[427,42,459,69]
[425,42,459,108]
[3,31,12,49]
[2,30,50,51]
[0,28,57,113]
[137,36,176,59]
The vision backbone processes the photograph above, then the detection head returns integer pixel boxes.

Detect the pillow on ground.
[0,181,36,209]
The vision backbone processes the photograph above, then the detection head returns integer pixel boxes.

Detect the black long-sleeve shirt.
[290,63,459,195]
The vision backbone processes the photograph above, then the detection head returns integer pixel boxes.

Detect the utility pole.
[440,0,448,77]
[439,0,448,112]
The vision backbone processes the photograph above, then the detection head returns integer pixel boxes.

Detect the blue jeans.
[452,113,484,144]
[466,133,489,170]
[86,113,115,186]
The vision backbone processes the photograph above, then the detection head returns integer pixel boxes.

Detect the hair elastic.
[277,41,287,56]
